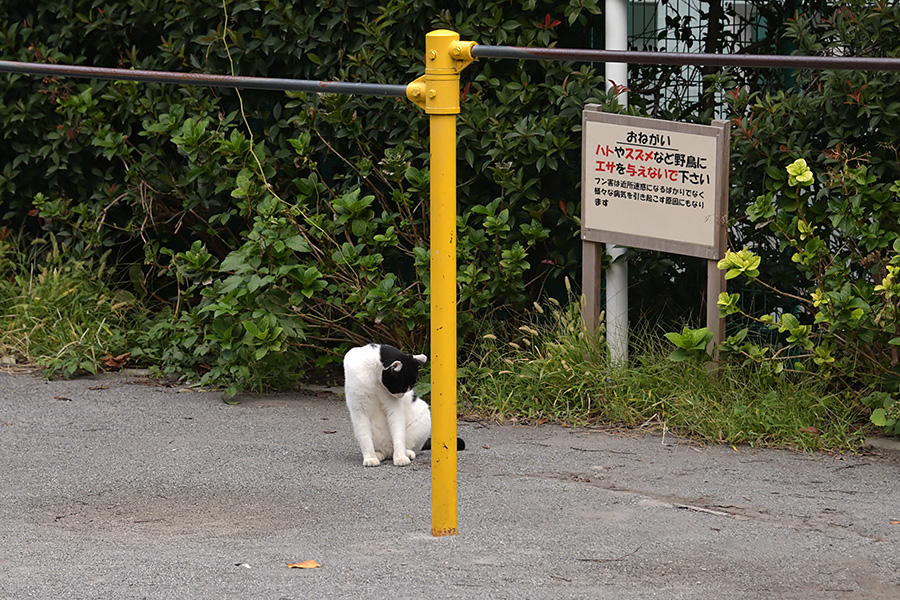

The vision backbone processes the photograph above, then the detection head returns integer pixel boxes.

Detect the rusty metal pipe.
[0,59,409,97]
[470,46,900,72]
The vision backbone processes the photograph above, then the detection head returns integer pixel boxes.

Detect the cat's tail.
[421,437,466,452]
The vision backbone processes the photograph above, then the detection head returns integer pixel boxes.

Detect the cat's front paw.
[393,454,411,466]
[405,449,416,460]
[363,455,381,467]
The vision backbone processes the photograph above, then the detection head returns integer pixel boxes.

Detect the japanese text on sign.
[591,135,710,209]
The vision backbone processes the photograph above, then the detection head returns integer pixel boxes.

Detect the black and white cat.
[343,343,432,467]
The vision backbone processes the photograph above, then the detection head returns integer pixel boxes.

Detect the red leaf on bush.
[460,82,471,102]
[539,14,561,29]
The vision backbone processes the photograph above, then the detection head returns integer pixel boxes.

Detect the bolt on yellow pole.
[406,30,475,537]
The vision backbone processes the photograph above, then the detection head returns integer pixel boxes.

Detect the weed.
[460,296,868,452]
[0,238,142,377]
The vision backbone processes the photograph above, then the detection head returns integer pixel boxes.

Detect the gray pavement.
[1,370,899,599]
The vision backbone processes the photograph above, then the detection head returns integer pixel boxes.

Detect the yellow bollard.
[406,30,475,537]
[429,111,458,537]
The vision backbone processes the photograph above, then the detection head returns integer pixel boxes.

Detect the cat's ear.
[413,354,427,364]
[387,360,404,372]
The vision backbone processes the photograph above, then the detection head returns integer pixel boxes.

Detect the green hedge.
[0,0,608,391]
[716,1,900,430]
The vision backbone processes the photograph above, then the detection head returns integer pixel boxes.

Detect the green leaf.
[247,275,266,293]
[285,235,311,253]
[778,313,800,332]
[663,331,683,346]
[871,408,888,427]
[220,252,249,273]
[243,321,260,338]
[668,348,692,362]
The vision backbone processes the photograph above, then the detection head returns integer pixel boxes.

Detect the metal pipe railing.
[470,45,900,72]
[0,59,409,97]
[5,48,900,101]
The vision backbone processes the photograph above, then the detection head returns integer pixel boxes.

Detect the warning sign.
[581,106,730,259]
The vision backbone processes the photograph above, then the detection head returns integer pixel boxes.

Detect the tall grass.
[459,296,869,451]
[0,239,142,377]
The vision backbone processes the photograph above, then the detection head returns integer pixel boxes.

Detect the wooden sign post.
[581,107,730,355]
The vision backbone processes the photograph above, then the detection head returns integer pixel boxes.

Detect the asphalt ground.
[1,370,899,599]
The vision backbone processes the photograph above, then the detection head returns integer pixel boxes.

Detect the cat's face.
[378,344,427,395]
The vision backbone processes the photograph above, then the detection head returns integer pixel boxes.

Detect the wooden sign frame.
[580,106,730,355]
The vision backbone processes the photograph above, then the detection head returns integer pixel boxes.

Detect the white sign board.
[581,106,729,259]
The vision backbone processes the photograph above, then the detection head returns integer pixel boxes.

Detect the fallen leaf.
[53,396,73,402]
[890,521,900,525]
[102,352,131,371]
[287,560,321,569]
[799,426,820,436]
